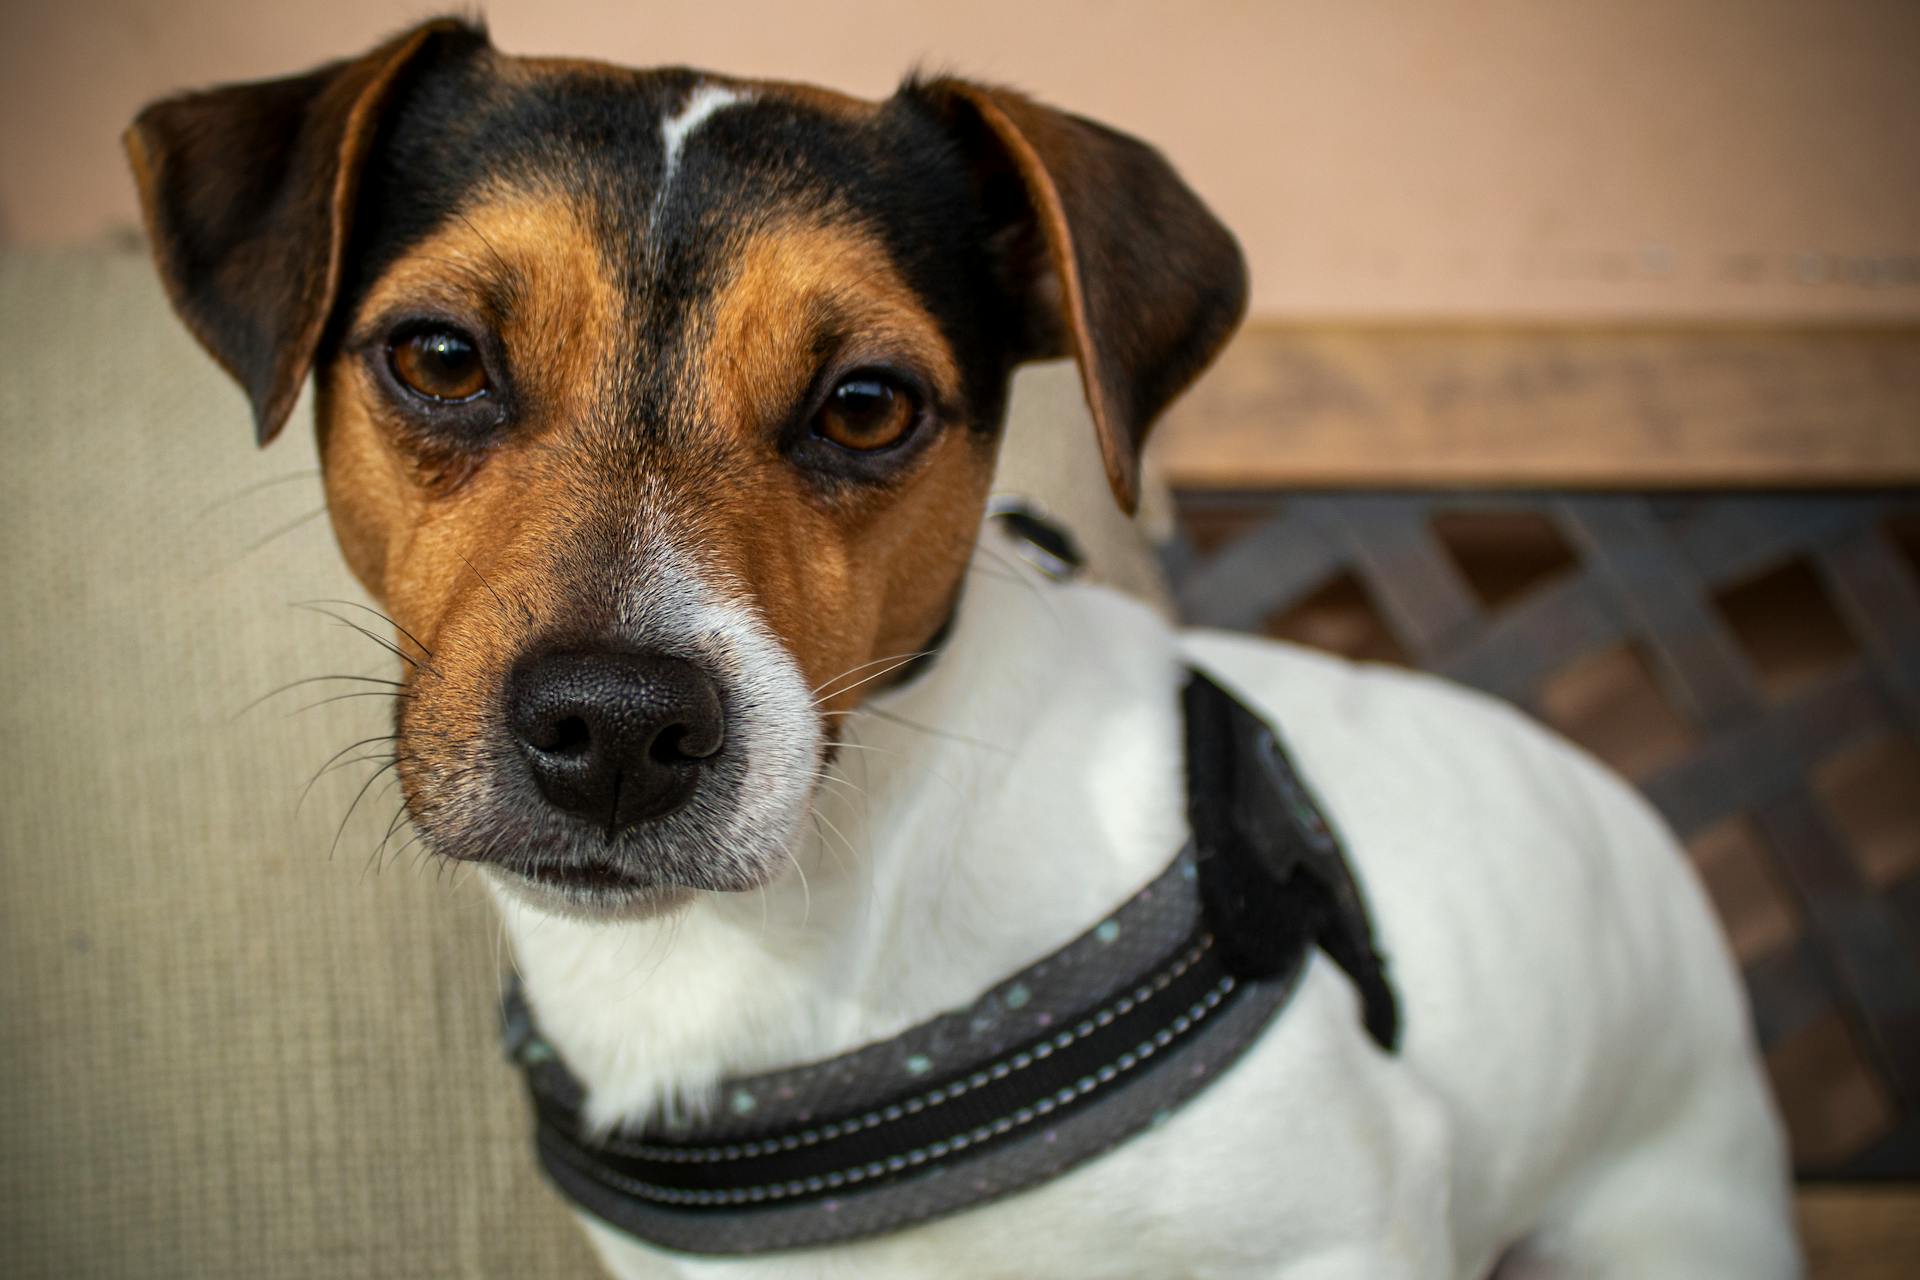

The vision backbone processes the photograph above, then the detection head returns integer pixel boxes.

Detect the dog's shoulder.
[1177,627,1663,850]
[1174,626,1718,975]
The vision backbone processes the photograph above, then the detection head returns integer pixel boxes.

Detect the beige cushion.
[0,235,1165,1277]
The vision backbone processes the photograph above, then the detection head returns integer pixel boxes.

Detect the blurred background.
[2,2,1917,1277]
[6,0,1919,321]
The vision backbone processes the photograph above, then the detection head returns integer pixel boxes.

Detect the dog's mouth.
[393,556,833,917]
[404,694,820,920]
[486,851,704,918]
[487,859,698,922]
[508,855,655,895]
[435,721,841,923]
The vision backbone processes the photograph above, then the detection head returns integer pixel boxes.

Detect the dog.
[127,17,1798,1278]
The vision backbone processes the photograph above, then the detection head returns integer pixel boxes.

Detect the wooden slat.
[1437,574,1623,703]
[1154,327,1920,489]
[1557,497,1764,728]
[1314,496,1480,661]
[1820,530,1920,731]
[1798,1186,1920,1279]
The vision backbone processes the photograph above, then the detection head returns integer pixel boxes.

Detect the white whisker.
[810,649,937,704]
[783,844,812,928]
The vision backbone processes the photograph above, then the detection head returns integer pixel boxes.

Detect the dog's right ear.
[124,18,487,445]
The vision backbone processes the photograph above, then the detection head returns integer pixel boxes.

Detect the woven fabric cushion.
[0,235,1164,1279]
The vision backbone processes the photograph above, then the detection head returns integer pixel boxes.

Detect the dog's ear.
[908,79,1248,512]
[123,18,487,445]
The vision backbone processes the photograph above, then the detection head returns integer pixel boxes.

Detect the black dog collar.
[503,667,1398,1254]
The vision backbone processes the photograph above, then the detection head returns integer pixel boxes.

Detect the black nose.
[507,650,726,832]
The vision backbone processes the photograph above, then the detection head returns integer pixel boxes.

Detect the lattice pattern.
[1167,493,1920,1177]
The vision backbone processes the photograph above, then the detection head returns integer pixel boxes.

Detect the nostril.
[518,712,592,756]
[649,725,692,765]
[648,721,722,766]
[548,715,592,757]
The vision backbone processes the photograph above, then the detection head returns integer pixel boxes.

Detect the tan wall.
[4,0,1917,321]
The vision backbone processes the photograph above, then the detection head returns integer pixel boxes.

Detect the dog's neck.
[495,535,1187,1132]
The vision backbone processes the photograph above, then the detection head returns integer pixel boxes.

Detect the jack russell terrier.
[127,17,1798,1278]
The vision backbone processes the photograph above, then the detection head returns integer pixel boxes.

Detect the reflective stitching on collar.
[586,935,1218,1163]
[543,974,1237,1207]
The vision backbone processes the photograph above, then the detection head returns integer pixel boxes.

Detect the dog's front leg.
[1252,1041,1459,1280]
[1079,962,1461,1280]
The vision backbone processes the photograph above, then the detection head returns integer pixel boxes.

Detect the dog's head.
[128,18,1244,917]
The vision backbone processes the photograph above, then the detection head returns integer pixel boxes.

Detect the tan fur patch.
[701,220,960,439]
[319,182,620,640]
[689,218,988,710]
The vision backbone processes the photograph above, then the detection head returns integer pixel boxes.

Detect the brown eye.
[389,328,489,402]
[812,374,918,451]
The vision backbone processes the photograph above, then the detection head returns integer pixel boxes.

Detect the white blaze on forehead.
[658,83,753,197]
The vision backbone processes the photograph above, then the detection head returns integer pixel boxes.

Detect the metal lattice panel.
[1167,492,1920,1177]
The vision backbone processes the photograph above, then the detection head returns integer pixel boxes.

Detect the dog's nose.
[507,651,726,832]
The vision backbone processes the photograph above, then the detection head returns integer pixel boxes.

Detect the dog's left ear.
[908,80,1248,513]
[123,18,487,445]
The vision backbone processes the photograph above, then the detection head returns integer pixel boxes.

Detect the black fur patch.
[331,38,1023,452]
